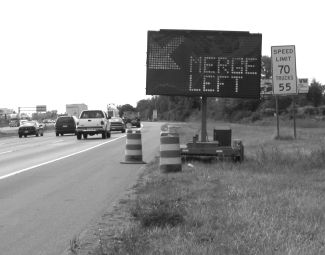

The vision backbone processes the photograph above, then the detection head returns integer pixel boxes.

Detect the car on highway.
[76,110,111,140]
[19,119,28,126]
[42,119,54,124]
[109,116,126,133]
[9,119,19,127]
[55,116,77,136]
[9,119,29,127]
[18,121,44,138]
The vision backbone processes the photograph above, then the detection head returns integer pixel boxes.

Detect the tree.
[133,96,201,121]
[32,110,58,121]
[307,79,323,107]
[117,104,136,117]
[136,99,152,120]
[261,55,272,79]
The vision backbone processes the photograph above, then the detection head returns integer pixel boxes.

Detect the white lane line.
[0,135,126,180]
[0,142,11,146]
[0,150,13,155]
[51,140,65,144]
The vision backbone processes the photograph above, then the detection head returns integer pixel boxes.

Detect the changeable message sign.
[271,45,297,95]
[146,30,262,99]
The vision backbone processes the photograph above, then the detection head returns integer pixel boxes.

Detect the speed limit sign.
[271,45,297,95]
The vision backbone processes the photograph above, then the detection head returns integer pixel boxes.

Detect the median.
[0,124,55,138]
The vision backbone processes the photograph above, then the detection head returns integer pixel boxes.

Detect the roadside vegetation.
[78,118,325,255]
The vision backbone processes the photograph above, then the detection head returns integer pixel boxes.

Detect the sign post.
[271,45,298,139]
[275,95,280,138]
[271,45,297,95]
[293,95,296,138]
[201,97,207,142]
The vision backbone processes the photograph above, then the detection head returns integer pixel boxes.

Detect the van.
[55,116,77,136]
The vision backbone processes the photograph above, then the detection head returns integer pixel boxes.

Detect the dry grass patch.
[93,121,325,255]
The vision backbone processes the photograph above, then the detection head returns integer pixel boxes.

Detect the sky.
[0,0,324,114]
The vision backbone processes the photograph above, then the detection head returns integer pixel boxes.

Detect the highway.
[0,122,162,255]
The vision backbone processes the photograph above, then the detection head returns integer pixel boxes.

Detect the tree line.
[132,56,325,122]
[25,55,325,123]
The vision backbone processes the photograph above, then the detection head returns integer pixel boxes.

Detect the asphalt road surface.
[0,122,162,255]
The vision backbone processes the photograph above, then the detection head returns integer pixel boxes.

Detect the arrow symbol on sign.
[148,36,184,70]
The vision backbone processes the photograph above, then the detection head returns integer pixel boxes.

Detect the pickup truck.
[76,110,111,140]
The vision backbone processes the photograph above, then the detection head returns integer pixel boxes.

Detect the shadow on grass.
[274,134,294,140]
[131,198,185,228]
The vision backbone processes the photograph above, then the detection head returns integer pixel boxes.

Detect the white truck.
[9,113,20,127]
[76,110,111,140]
[107,103,119,118]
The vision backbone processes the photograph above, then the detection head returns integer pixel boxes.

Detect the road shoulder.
[61,161,151,255]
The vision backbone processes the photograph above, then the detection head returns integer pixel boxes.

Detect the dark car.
[55,116,77,136]
[122,117,141,128]
[18,121,44,138]
[109,117,126,133]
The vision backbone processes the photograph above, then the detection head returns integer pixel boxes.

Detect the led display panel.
[146,30,262,98]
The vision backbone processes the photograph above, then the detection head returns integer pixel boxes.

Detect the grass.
[81,119,325,255]
[131,197,185,228]
[69,235,80,254]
